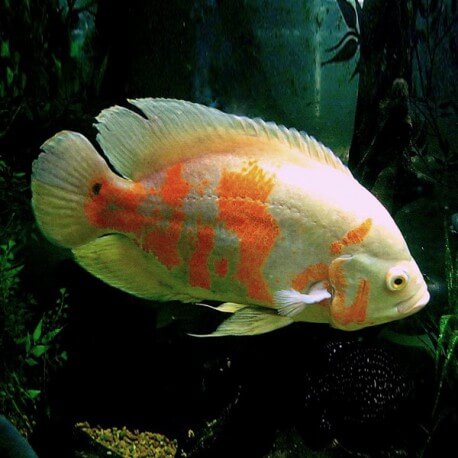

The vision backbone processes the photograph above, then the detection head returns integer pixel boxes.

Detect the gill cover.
[328,255,371,330]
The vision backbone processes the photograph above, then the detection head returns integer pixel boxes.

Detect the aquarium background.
[0,0,457,457]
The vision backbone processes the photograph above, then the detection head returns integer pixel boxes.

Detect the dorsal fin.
[95,98,351,180]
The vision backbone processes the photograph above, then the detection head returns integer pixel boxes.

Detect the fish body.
[31,99,429,335]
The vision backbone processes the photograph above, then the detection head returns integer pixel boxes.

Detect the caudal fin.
[32,131,111,248]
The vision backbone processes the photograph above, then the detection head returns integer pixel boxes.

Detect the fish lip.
[397,286,430,314]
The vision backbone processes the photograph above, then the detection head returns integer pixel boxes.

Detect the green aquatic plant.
[0,238,69,436]
[408,1,458,404]
[0,238,38,435]
[429,220,458,412]
[0,154,69,436]
[0,0,101,164]
[15,288,69,394]
[341,1,457,453]
[0,0,99,440]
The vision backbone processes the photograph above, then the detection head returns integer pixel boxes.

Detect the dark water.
[1,1,457,457]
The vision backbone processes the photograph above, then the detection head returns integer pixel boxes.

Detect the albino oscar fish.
[31,99,430,336]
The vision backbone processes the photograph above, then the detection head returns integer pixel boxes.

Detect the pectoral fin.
[273,282,331,317]
[190,306,293,337]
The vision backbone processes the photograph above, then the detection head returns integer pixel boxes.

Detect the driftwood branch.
[355,78,413,188]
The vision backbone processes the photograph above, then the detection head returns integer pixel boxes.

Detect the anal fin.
[190,306,293,337]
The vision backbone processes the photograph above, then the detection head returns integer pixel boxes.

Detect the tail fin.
[32,131,112,248]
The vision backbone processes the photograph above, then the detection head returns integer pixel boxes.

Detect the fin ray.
[72,235,171,299]
[191,306,293,337]
[95,98,351,180]
[274,287,331,317]
[196,302,248,313]
[32,131,112,248]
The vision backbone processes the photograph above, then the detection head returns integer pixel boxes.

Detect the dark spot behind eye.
[92,183,102,195]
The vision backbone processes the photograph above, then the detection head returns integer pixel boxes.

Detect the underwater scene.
[0,0,457,457]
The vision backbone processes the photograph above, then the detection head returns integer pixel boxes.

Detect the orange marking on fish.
[160,163,191,207]
[292,262,329,292]
[216,162,279,302]
[84,176,149,234]
[86,164,192,270]
[329,258,369,325]
[143,210,185,269]
[330,218,373,255]
[332,279,369,325]
[329,257,347,305]
[215,258,229,278]
[189,223,215,289]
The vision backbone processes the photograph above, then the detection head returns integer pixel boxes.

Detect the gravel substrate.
[75,422,177,458]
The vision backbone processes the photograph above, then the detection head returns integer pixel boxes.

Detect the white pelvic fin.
[189,306,293,337]
[196,302,248,313]
[274,286,331,318]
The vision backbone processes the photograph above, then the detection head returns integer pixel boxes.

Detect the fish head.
[328,252,430,331]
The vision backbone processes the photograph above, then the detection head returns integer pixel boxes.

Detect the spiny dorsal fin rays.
[94,98,352,181]
[95,106,152,180]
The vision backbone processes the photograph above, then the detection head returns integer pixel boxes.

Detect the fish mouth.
[397,286,430,315]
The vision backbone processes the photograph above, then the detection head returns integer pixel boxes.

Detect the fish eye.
[386,267,409,291]
[91,182,102,196]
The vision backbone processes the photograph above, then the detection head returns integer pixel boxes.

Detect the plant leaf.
[322,37,358,66]
[27,389,41,399]
[25,357,38,367]
[42,327,62,344]
[25,334,31,353]
[350,58,362,80]
[33,319,43,343]
[31,345,48,358]
[379,328,435,355]
[6,67,13,86]
[355,0,363,32]
[336,0,357,29]
[0,41,10,58]
[436,314,457,369]
[445,216,458,310]
[325,30,359,53]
